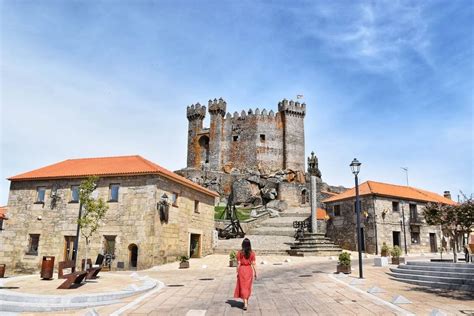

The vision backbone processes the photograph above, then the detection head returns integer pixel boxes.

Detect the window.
[260,134,266,142]
[27,234,40,255]
[103,235,116,256]
[411,232,420,244]
[171,192,179,207]
[71,185,80,202]
[233,135,239,142]
[194,200,200,213]
[333,205,341,216]
[36,187,46,203]
[109,184,120,202]
[392,201,399,212]
[409,203,418,220]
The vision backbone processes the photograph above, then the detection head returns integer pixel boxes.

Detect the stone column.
[310,175,317,233]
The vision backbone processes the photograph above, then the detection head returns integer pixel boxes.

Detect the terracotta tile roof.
[322,180,456,205]
[0,206,7,220]
[317,208,327,220]
[8,155,219,197]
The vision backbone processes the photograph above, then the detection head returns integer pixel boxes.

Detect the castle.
[186,98,306,174]
[178,98,313,207]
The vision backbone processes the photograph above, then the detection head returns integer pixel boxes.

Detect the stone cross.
[310,175,317,233]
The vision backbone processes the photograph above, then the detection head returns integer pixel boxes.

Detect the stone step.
[398,264,474,274]
[288,249,342,257]
[279,212,311,218]
[390,267,474,279]
[389,277,474,292]
[387,271,474,286]
[406,261,474,269]
[214,248,289,255]
[248,227,295,237]
[290,244,342,250]
[0,299,121,313]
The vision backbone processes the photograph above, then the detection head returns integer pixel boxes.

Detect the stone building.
[178,97,315,207]
[322,181,456,254]
[0,155,218,273]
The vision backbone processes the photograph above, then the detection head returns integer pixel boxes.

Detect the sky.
[1,0,473,205]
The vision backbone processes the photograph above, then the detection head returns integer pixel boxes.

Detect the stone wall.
[0,174,216,273]
[185,98,306,175]
[325,196,443,254]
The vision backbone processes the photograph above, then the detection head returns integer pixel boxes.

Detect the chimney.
[443,191,452,200]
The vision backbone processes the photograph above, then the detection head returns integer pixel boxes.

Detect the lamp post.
[350,158,363,279]
[71,201,83,266]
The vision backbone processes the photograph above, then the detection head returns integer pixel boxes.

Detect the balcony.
[409,216,423,226]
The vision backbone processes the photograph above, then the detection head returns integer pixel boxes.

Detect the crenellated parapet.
[208,98,227,117]
[186,103,207,121]
[224,108,277,121]
[278,99,306,118]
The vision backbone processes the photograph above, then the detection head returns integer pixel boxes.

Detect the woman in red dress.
[234,238,257,311]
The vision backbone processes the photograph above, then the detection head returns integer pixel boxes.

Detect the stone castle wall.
[186,98,306,175]
[0,174,215,273]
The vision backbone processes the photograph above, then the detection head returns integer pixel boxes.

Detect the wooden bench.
[57,260,87,289]
[81,258,102,279]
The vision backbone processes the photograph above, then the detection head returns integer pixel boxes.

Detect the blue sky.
[1,0,473,205]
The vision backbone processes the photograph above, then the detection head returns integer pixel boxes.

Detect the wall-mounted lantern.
[157,193,170,223]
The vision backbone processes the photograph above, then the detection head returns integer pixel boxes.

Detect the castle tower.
[278,99,306,172]
[208,98,226,171]
[186,103,207,169]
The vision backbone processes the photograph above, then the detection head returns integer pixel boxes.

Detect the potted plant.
[229,250,238,267]
[381,243,389,257]
[390,246,405,265]
[336,251,351,274]
[179,256,190,269]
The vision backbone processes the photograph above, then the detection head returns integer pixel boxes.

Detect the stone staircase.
[288,233,342,257]
[388,261,474,292]
[217,206,342,257]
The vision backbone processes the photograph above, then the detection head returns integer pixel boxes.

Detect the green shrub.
[381,243,390,256]
[391,246,402,258]
[338,251,351,266]
[229,250,237,261]
[179,255,189,263]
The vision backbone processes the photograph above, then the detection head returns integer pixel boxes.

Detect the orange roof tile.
[322,180,456,205]
[0,206,7,220]
[8,155,219,197]
[321,190,338,197]
[317,208,327,220]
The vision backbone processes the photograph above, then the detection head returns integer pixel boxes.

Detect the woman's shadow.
[225,299,245,310]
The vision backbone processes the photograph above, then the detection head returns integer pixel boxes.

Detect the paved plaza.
[3,253,472,316]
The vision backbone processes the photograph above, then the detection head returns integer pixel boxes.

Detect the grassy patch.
[214,206,251,221]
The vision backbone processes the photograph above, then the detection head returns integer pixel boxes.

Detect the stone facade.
[186,98,306,174]
[325,196,444,254]
[0,174,216,273]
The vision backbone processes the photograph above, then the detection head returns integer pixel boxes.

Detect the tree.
[78,176,108,271]
[423,198,474,262]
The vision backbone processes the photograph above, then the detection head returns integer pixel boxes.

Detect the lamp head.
[350,158,361,175]
[161,193,169,204]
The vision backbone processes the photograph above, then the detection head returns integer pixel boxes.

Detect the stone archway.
[128,244,138,269]
[198,135,210,165]
[301,189,309,205]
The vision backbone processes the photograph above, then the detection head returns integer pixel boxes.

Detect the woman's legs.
[243,298,248,309]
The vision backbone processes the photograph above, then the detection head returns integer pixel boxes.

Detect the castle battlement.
[186,103,207,121]
[186,97,306,173]
[278,99,306,117]
[208,98,227,116]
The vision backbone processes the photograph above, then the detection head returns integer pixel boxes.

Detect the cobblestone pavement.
[95,254,473,316]
[17,254,474,316]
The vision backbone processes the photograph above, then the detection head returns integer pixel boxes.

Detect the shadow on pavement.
[226,299,244,309]
[406,285,474,301]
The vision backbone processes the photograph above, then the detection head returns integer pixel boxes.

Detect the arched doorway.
[301,189,308,205]
[198,136,210,164]
[128,244,138,269]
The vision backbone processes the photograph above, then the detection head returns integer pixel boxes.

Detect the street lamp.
[350,158,363,279]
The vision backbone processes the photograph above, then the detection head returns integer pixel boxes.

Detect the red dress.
[234,251,256,299]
